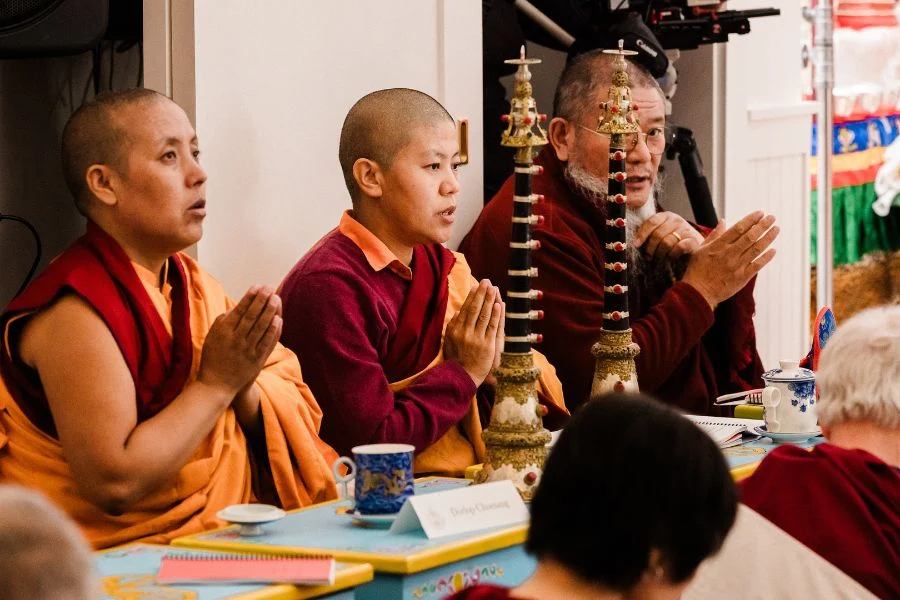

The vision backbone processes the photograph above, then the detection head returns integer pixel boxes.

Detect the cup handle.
[762,387,781,432]
[332,457,356,504]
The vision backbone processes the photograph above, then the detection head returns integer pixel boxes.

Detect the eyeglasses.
[574,123,666,156]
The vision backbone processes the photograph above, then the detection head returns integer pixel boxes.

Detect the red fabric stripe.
[382,244,456,382]
[811,163,881,190]
[0,222,193,436]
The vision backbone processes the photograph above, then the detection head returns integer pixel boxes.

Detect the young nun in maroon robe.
[280,89,566,477]
[0,90,337,548]
[460,50,778,413]
[741,306,900,599]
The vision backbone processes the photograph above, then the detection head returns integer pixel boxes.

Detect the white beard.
[563,161,608,208]
[563,160,658,276]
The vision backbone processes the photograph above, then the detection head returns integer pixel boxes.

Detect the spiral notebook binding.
[163,551,333,561]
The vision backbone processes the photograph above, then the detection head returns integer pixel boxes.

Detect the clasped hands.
[198,285,282,413]
[634,210,780,309]
[633,211,706,262]
[444,279,505,387]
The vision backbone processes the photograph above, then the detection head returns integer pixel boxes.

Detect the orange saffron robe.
[0,253,338,549]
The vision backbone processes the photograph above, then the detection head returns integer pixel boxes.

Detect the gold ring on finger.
[670,231,682,242]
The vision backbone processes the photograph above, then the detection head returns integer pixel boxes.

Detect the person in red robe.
[741,306,900,599]
[280,89,567,477]
[459,50,779,413]
[0,89,337,548]
[446,393,739,600]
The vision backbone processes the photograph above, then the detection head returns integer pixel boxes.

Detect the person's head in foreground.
[449,393,739,600]
[0,485,98,600]
[816,305,900,465]
[62,87,207,264]
[339,87,460,264]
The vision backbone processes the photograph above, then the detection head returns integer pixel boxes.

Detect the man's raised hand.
[197,285,283,397]
[682,211,779,308]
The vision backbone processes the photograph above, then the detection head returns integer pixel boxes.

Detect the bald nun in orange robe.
[0,89,337,548]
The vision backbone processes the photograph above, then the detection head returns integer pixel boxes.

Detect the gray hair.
[0,485,98,600]
[816,306,900,429]
[552,50,663,124]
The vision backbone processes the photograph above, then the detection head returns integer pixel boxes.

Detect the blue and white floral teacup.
[761,360,817,433]
[332,443,415,515]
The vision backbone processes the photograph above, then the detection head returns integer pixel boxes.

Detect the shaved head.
[61,88,168,215]
[339,88,454,201]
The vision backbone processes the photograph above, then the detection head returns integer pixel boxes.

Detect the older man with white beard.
[460,49,779,413]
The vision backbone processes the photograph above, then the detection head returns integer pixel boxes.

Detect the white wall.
[720,0,813,367]
[161,0,483,297]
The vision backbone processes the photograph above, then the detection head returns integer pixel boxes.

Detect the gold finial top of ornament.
[596,39,641,136]
[500,46,548,151]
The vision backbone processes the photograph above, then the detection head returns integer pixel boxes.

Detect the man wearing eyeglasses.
[460,49,778,414]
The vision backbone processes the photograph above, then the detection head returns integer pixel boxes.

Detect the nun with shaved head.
[279,88,567,476]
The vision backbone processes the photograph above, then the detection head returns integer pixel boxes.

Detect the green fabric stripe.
[810,183,900,266]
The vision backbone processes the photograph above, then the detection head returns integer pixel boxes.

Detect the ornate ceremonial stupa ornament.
[590,40,642,399]
[477,46,551,500]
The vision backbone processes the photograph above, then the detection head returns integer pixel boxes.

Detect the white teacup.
[761,360,818,433]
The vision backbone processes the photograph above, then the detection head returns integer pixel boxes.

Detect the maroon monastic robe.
[1,221,193,436]
[446,585,521,600]
[741,443,900,599]
[459,149,764,413]
[382,243,456,382]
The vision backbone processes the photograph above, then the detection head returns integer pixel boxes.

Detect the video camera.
[562,1,779,78]
[591,1,780,50]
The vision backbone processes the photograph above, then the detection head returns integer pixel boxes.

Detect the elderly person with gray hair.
[460,48,779,413]
[0,484,99,600]
[741,306,900,599]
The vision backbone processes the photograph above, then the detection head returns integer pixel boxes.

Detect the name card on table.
[389,480,528,539]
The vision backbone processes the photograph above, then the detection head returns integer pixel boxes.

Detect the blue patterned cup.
[332,443,415,515]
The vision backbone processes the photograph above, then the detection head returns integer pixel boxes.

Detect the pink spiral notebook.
[156,552,336,585]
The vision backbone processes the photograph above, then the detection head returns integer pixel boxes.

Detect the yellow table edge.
[729,462,760,482]
[235,562,374,600]
[96,542,374,600]
[173,516,528,575]
[172,477,529,575]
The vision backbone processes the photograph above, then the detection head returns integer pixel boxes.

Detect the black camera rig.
[592,1,780,51]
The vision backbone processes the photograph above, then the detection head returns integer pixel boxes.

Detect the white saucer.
[337,507,398,527]
[217,504,286,536]
[753,425,822,444]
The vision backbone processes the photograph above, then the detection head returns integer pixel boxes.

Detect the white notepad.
[686,415,762,449]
